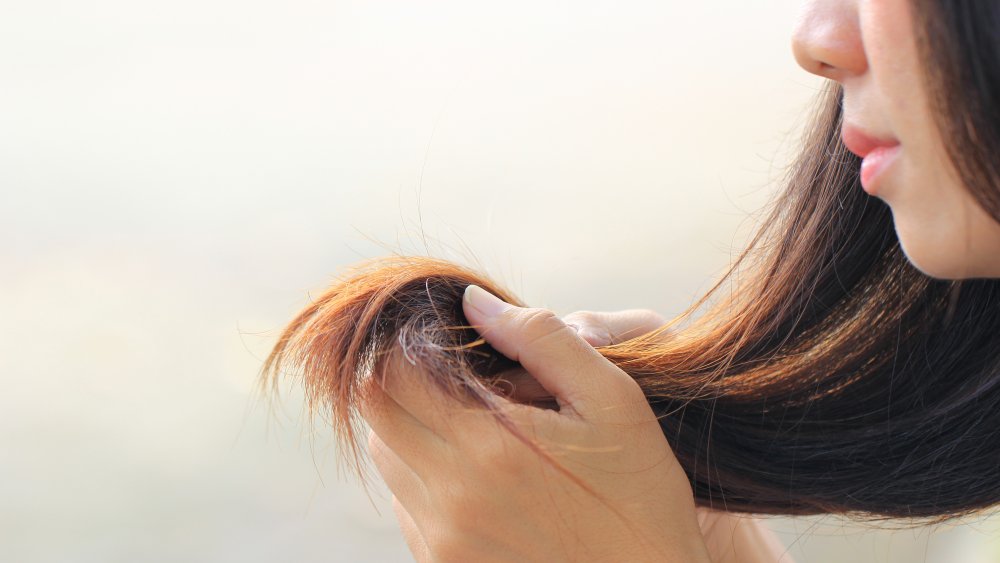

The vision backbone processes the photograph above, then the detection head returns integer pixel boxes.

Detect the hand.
[560,308,793,563]
[360,286,711,563]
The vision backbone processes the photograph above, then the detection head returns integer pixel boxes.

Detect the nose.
[791,0,867,82]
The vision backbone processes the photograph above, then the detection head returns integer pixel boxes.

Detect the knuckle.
[563,311,612,345]
[519,306,562,327]
[562,310,599,328]
[516,307,572,344]
[600,309,667,344]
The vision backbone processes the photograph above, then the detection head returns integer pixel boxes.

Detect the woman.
[303,0,1000,560]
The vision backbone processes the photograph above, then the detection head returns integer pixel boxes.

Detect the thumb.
[462,284,633,419]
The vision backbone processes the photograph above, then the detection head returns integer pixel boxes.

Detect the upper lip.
[841,124,900,158]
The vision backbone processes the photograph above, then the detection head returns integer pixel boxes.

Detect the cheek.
[861,0,1000,279]
[860,0,914,106]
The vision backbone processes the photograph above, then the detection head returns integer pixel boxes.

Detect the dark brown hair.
[262,1,1000,522]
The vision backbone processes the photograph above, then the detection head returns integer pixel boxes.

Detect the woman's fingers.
[462,285,639,422]
[364,345,480,442]
[366,429,429,514]
[500,309,671,403]
[492,366,555,405]
[392,496,432,563]
[563,309,669,347]
[367,431,438,561]
[363,288,666,475]
[364,337,550,463]
[359,380,448,481]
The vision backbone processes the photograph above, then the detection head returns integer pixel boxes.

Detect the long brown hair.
[262,1,1000,522]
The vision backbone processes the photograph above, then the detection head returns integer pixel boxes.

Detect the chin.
[895,232,1000,279]
[894,223,975,280]
[894,219,1000,279]
[901,249,969,279]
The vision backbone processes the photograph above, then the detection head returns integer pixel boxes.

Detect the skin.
[363,289,712,562]
[362,1,1000,561]
[367,304,789,562]
[792,0,1000,279]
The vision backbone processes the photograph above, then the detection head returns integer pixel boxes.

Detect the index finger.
[372,345,497,441]
[374,344,567,445]
[463,286,638,421]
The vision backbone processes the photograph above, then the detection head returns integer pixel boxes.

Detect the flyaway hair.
[263,1,1000,523]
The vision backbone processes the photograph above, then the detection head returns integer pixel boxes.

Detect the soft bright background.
[3,1,999,561]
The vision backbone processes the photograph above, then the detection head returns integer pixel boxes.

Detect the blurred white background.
[3,1,1000,561]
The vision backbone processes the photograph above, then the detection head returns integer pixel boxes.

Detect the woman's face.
[791,0,1000,279]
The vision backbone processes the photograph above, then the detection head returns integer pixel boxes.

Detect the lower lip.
[860,145,902,195]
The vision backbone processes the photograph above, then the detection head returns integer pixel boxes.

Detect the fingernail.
[463,285,511,318]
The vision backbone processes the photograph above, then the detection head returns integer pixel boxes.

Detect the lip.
[858,144,902,194]
[841,124,902,195]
